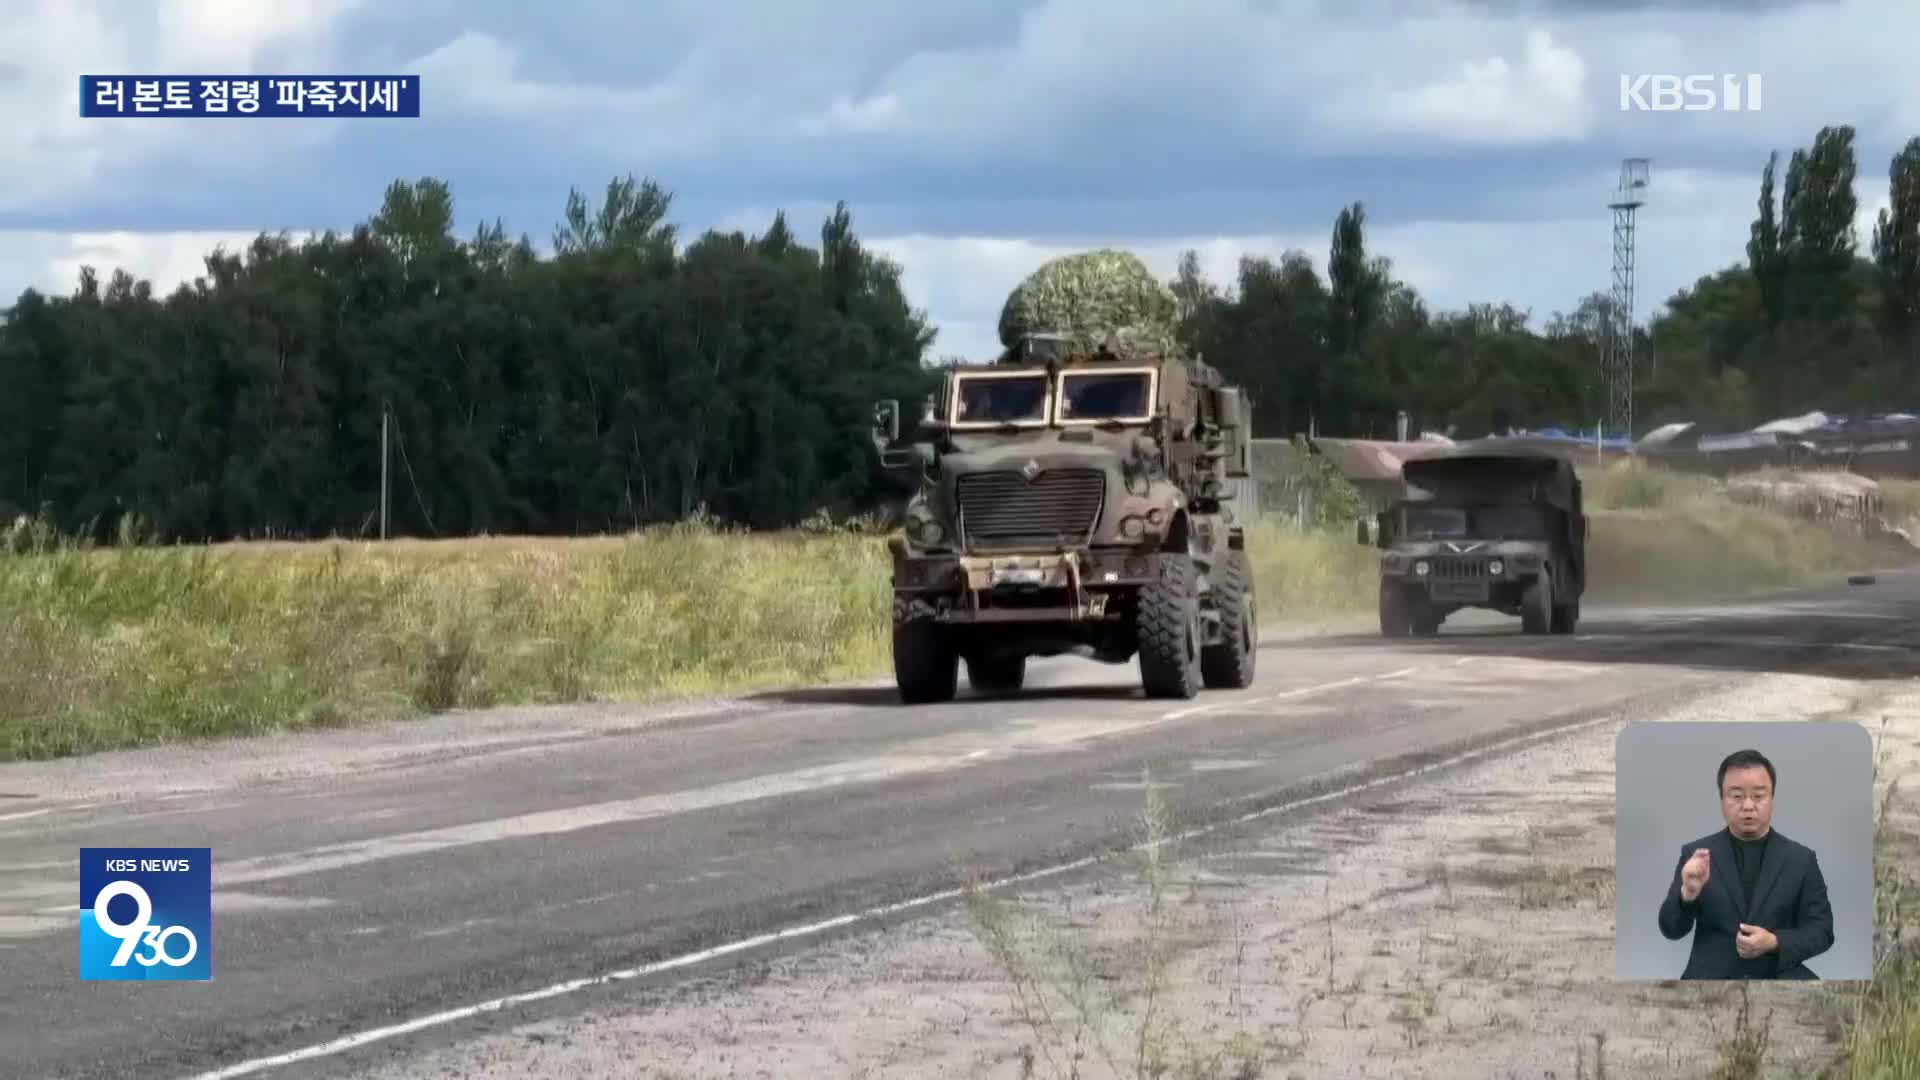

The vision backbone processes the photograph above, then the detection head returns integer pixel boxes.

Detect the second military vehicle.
[1361,447,1588,637]
[870,331,1257,702]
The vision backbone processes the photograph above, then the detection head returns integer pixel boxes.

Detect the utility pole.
[380,405,390,541]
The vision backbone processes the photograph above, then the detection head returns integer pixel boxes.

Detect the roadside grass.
[1879,478,1920,538]
[0,519,895,760]
[963,777,1272,1079]
[1581,460,1910,602]
[1811,713,1920,1079]
[2,462,1914,761]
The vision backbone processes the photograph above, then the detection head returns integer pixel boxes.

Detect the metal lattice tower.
[1605,158,1649,441]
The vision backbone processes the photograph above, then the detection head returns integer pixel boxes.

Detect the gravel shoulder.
[332,667,1920,1079]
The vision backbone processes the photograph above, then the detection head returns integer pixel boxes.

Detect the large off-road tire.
[1201,549,1257,689]
[1551,594,1580,635]
[892,594,958,703]
[1137,553,1203,699]
[1520,573,1554,635]
[966,653,1027,695]
[1379,581,1412,637]
[1412,607,1444,637]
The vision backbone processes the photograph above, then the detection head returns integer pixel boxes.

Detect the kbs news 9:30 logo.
[80,847,212,981]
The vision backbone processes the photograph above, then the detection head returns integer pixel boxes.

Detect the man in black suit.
[1657,748,1835,979]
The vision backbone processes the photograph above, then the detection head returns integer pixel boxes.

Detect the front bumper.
[891,545,1158,623]
[1380,552,1541,603]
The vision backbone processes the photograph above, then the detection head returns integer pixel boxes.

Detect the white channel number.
[94,880,198,967]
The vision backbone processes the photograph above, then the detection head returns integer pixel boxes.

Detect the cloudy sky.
[2,0,1916,359]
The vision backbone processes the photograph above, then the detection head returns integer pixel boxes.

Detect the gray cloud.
[1446,0,1833,11]
[0,0,1912,355]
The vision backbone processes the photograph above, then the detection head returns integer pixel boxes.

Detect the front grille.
[957,468,1106,551]
[1430,556,1493,580]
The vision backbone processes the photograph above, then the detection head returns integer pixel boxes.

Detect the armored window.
[1058,369,1154,424]
[1472,506,1548,538]
[1403,507,1468,538]
[950,373,1051,428]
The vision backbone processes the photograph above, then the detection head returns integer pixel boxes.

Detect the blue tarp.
[1474,428,1635,450]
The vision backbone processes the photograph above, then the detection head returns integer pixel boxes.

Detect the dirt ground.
[346,670,1920,1080]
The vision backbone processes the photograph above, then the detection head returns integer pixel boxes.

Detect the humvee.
[1360,448,1588,636]
[870,332,1257,702]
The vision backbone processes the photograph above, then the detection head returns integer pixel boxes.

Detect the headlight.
[1488,560,1504,576]
[910,518,945,545]
[1146,508,1166,526]
[1120,515,1146,539]
[1414,560,1430,576]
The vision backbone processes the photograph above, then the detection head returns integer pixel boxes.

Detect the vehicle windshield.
[1403,507,1468,538]
[952,374,1050,425]
[1402,504,1546,539]
[1058,371,1151,422]
[1472,506,1548,538]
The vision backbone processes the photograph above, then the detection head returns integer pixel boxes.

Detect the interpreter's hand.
[1737,924,1778,959]
[1679,848,1711,902]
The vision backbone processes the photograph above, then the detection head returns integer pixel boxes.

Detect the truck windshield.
[1472,506,1547,538]
[1058,371,1152,422]
[952,374,1050,425]
[1403,508,1468,538]
[1403,505,1546,539]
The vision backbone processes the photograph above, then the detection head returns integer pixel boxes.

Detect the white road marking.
[0,801,105,826]
[183,669,1456,892]
[11,664,1483,936]
[1187,759,1263,773]
[0,859,69,874]
[179,697,1625,1080]
[1157,660,1460,722]
[0,916,67,937]
[1571,633,1910,653]
[210,892,337,914]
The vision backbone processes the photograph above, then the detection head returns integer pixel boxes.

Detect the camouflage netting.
[996,249,1182,358]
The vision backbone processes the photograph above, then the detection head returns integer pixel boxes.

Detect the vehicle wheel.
[1520,573,1554,635]
[1202,549,1256,689]
[966,653,1027,695]
[1551,595,1580,635]
[1137,553,1202,699]
[892,594,957,703]
[1378,581,1412,638]
[1412,609,1443,636]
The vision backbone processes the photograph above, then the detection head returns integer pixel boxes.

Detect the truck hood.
[940,437,1129,477]
[1387,538,1553,558]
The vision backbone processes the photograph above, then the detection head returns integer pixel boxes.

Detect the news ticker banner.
[80,847,212,980]
[80,76,419,117]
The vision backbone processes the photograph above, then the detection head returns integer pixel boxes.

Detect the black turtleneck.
[1730,829,1769,903]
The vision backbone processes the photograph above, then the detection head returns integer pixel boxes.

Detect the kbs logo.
[1619,74,1762,112]
[79,847,212,981]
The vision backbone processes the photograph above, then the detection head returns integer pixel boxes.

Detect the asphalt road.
[1,573,1915,1079]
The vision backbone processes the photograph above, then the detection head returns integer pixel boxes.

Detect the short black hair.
[1717,749,1776,793]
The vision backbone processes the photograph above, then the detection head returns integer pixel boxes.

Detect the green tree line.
[3,122,1917,541]
[0,177,939,540]
[1180,124,1920,441]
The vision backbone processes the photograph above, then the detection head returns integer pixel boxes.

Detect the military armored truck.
[1361,448,1588,637]
[869,332,1257,702]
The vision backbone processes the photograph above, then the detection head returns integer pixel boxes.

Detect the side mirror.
[1214,388,1251,478]
[873,399,918,470]
[1356,519,1373,546]
[1214,387,1246,431]
[873,399,902,443]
